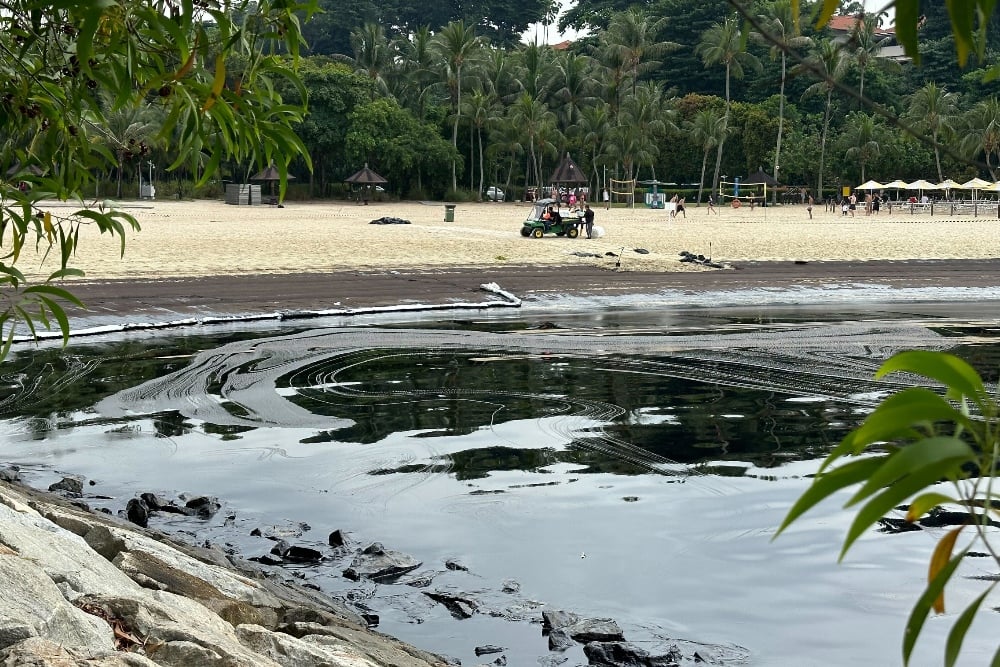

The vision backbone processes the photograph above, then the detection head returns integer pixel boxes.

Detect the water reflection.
[2,311,999,665]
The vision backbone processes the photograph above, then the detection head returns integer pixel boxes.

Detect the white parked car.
[485,186,505,201]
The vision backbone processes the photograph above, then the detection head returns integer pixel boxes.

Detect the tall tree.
[349,23,394,98]
[839,112,880,182]
[795,38,848,200]
[462,88,502,199]
[904,82,959,182]
[960,97,1000,180]
[684,107,726,203]
[551,50,599,133]
[602,9,678,100]
[433,21,483,192]
[696,16,761,194]
[754,0,811,200]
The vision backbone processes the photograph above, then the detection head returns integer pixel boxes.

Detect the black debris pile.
[679,250,725,268]
[370,217,411,225]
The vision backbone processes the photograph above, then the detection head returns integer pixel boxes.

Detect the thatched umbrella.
[345,163,388,204]
[251,163,296,200]
[548,153,587,202]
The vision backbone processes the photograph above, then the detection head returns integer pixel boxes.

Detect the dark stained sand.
[62,259,1000,324]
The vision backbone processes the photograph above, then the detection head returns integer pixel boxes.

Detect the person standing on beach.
[707,194,718,214]
[583,204,595,238]
[807,194,814,219]
[676,197,686,218]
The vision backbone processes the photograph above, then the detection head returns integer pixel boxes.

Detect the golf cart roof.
[533,197,558,206]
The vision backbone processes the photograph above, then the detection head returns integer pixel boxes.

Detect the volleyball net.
[609,178,637,204]
[719,180,768,205]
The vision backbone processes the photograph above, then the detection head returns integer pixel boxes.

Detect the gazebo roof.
[345,163,388,184]
[549,153,587,184]
[745,169,778,186]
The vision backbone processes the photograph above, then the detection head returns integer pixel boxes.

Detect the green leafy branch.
[775,350,1000,666]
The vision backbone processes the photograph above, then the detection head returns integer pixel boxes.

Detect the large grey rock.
[0,637,158,666]
[343,542,422,582]
[0,555,113,652]
[583,641,683,666]
[237,623,380,666]
[82,590,281,667]
[279,620,453,666]
[0,497,141,598]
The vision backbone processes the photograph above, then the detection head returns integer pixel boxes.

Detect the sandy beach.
[21,197,1000,324]
[31,198,1000,280]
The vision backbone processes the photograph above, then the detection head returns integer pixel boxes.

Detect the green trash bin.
[444,204,456,222]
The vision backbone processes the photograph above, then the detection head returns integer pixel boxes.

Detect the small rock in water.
[445,558,468,571]
[182,494,221,519]
[125,497,149,527]
[48,476,83,496]
[475,645,505,656]
[328,529,347,547]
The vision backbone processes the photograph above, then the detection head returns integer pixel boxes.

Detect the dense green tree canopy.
[0,0,315,351]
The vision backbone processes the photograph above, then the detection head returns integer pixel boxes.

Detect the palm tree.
[696,16,761,194]
[960,97,1000,180]
[795,38,848,201]
[905,82,959,182]
[432,21,483,192]
[350,24,393,98]
[620,81,673,180]
[102,100,160,198]
[847,16,900,105]
[462,88,501,199]
[551,50,599,134]
[393,27,437,118]
[754,0,811,200]
[514,42,555,101]
[685,108,727,203]
[840,112,880,183]
[508,92,558,194]
[602,8,678,100]
[577,102,611,194]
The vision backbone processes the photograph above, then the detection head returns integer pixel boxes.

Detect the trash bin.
[444,204,456,222]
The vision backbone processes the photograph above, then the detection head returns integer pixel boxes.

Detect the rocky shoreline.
[0,471,450,666]
[1,468,726,666]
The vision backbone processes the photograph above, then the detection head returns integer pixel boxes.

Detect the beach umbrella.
[880,179,908,201]
[856,179,884,190]
[961,177,992,201]
[905,179,939,199]
[962,177,992,189]
[905,179,938,190]
[936,178,961,198]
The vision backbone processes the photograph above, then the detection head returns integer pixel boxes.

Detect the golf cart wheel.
[520,226,531,237]
[567,227,579,238]
[531,227,544,238]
